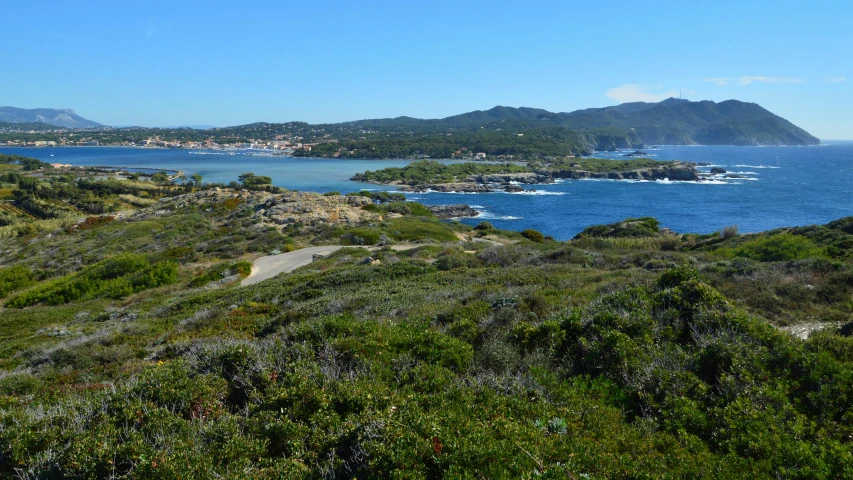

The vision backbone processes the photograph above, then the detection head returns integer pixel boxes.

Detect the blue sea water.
[3,143,852,240]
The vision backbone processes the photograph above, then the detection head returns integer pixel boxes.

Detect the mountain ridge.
[330,98,818,147]
[0,106,102,129]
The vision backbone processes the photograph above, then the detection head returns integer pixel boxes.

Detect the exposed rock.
[358,257,382,266]
[502,184,525,193]
[710,167,727,174]
[466,172,552,184]
[130,189,381,229]
[427,204,479,219]
[399,183,494,193]
[553,162,700,182]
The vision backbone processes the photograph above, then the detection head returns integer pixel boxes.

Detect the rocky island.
[351,158,702,193]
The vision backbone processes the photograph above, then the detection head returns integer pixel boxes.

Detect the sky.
[2,0,851,138]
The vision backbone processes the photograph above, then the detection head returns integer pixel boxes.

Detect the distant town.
[0,124,501,160]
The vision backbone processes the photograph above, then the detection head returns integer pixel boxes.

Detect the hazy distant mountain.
[340,98,819,146]
[0,107,102,129]
[163,125,217,130]
[554,98,820,146]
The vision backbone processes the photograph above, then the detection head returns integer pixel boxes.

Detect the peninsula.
[351,158,702,193]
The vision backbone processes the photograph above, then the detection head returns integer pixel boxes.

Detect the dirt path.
[241,244,425,286]
[241,246,344,286]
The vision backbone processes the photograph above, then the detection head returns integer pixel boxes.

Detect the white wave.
[475,211,522,220]
[734,164,781,169]
[419,189,486,195]
[499,190,565,195]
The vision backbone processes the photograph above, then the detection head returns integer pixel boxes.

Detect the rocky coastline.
[354,161,703,193]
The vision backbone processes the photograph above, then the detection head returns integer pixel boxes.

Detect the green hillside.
[0,156,851,478]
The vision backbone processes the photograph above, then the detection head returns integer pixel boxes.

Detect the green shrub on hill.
[5,253,178,308]
[521,229,546,242]
[574,217,662,239]
[0,265,33,298]
[727,233,827,262]
[354,160,529,185]
[189,261,253,288]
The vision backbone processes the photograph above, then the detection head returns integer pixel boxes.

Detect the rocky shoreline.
[356,161,704,193]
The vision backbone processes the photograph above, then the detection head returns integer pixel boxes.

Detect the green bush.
[521,229,545,243]
[731,233,827,262]
[574,217,661,239]
[0,265,34,298]
[189,261,253,288]
[5,254,178,308]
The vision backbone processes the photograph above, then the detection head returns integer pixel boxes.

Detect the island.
[350,158,702,193]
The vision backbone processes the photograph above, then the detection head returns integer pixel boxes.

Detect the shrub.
[520,229,545,243]
[721,224,739,239]
[342,229,381,246]
[574,217,661,239]
[5,254,178,308]
[189,261,253,288]
[474,221,494,231]
[732,233,827,262]
[0,265,34,298]
[434,251,483,271]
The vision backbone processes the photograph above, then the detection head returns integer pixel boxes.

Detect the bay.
[3,143,852,240]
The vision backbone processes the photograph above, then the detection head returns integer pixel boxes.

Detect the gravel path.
[241,246,344,286]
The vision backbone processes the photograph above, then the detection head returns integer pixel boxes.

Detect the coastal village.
[0,134,316,154]
[0,128,498,160]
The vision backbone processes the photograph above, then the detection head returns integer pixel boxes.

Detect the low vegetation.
[352,160,529,185]
[0,155,851,477]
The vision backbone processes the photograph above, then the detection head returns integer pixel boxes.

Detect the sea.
[3,143,852,240]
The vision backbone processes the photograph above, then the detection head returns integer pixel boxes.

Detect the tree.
[238,172,272,187]
[191,174,203,186]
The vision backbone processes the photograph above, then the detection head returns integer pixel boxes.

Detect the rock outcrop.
[427,204,479,219]
[131,189,381,228]
[465,172,552,184]
[399,183,494,193]
[553,162,699,181]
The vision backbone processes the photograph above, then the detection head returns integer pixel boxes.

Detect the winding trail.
[242,237,510,287]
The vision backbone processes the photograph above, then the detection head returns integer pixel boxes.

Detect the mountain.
[340,98,819,147]
[0,106,102,128]
[554,98,820,146]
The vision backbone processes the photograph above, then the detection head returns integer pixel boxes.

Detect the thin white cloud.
[830,76,847,83]
[705,76,803,86]
[605,84,680,103]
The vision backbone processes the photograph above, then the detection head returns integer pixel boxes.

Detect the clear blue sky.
[2,0,850,138]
